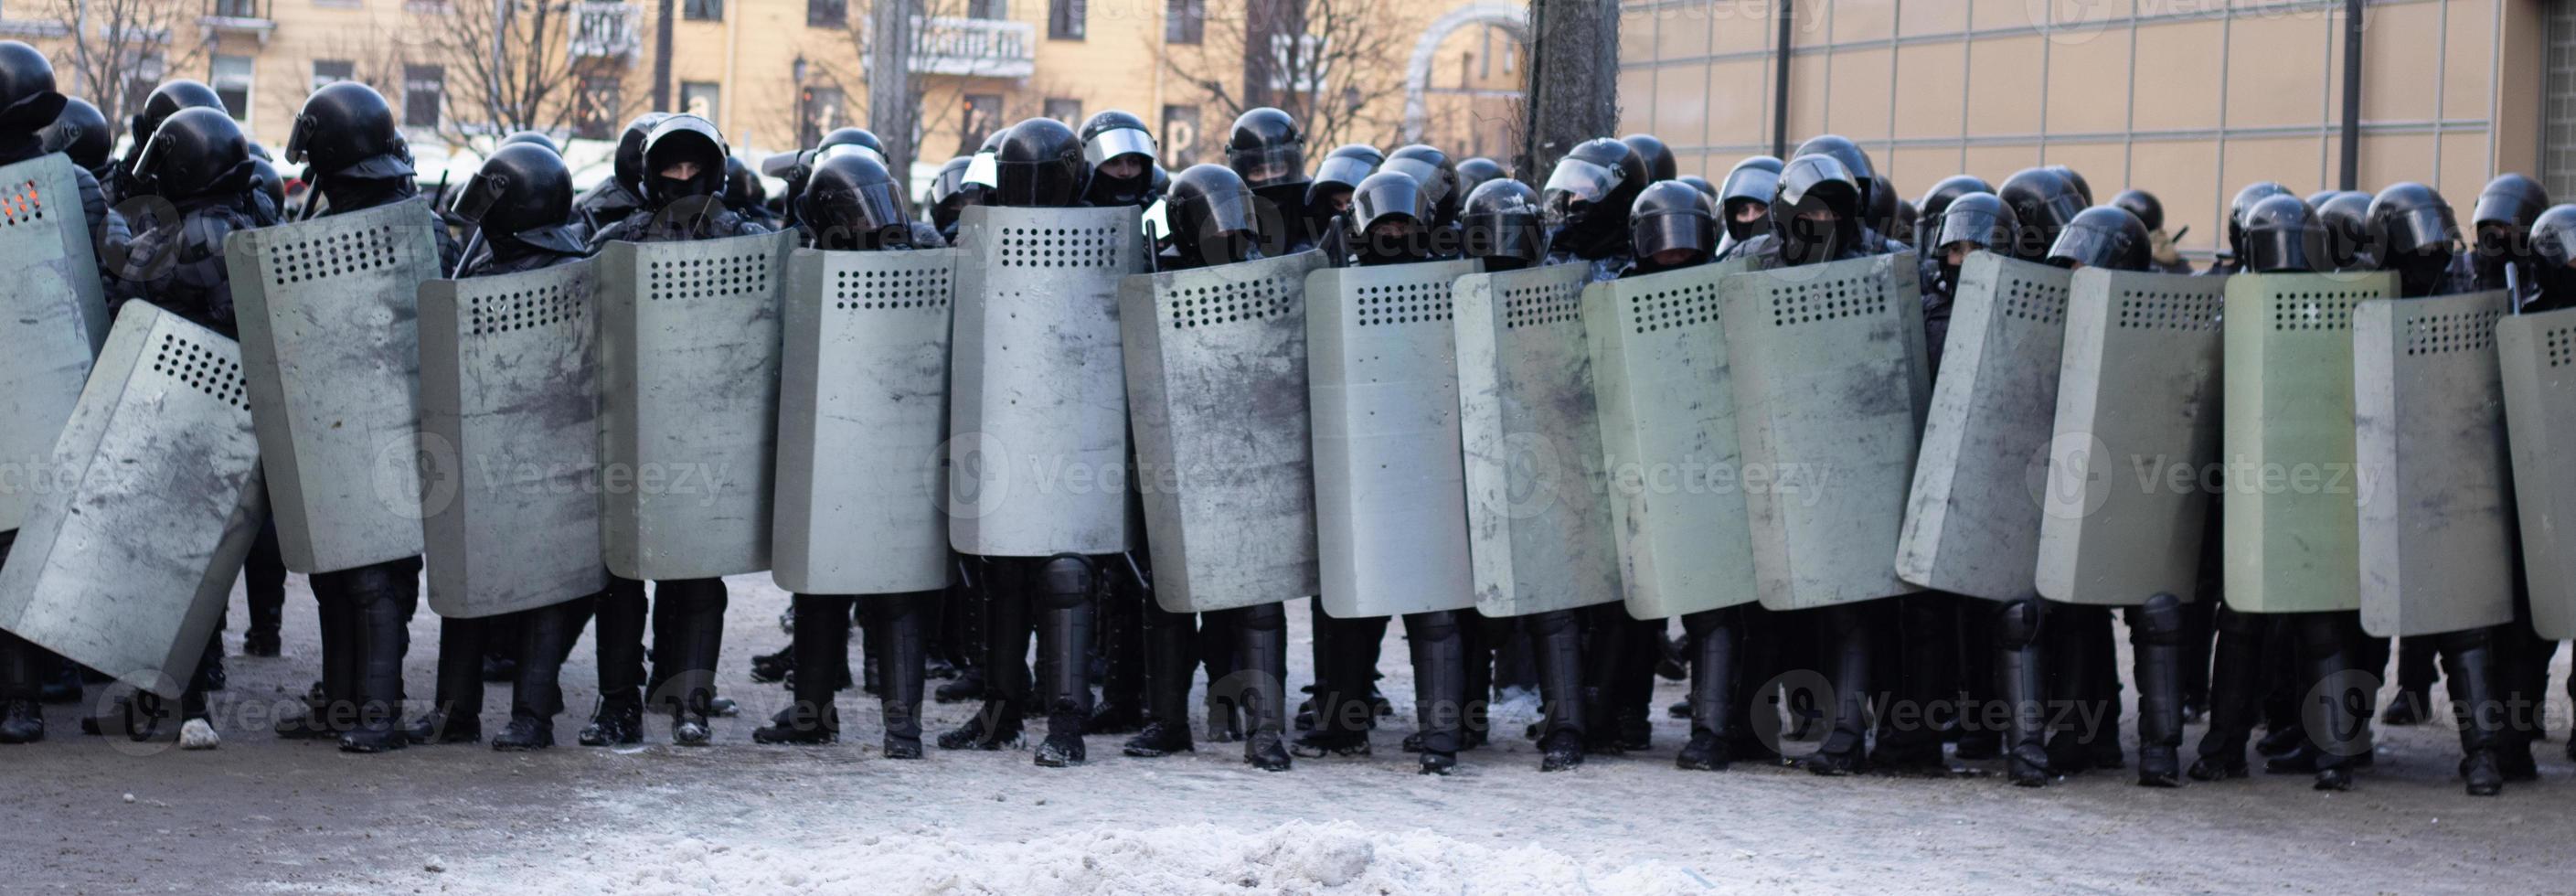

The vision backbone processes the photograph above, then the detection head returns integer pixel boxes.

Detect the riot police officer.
[924,155,978,242]
[1716,156,1782,256]
[1459,178,1546,272]
[88,107,264,749]
[1226,108,1312,254]
[574,112,671,233]
[1541,137,1649,281]
[275,81,460,753]
[1454,156,1507,199]
[1623,182,1716,275]
[2112,188,2191,274]
[1921,192,2017,372]
[1621,133,1677,184]
[2471,173,2549,300]
[2530,204,2576,314]
[1302,144,1380,254]
[1383,144,1464,229]
[105,79,221,208]
[750,151,941,758]
[1996,167,2085,263]
[2208,181,2294,275]
[1079,110,1157,208]
[37,95,111,180]
[2315,190,2378,272]
[724,156,778,227]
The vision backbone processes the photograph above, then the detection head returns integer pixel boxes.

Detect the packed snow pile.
[531,819,1707,895]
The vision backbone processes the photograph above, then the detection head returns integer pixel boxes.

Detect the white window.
[312,59,355,92]
[212,55,254,123]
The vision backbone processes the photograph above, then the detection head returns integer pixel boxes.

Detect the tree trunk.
[1518,0,1619,184]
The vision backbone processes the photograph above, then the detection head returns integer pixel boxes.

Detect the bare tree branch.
[1156,0,1406,154]
[44,0,211,143]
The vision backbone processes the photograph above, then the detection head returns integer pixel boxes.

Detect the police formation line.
[0,41,2570,799]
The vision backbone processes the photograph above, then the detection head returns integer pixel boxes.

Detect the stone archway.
[1401,3,1529,143]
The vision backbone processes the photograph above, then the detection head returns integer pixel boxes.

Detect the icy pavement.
[3,572,2573,894]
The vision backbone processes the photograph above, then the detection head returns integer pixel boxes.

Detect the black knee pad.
[1036,554,1097,611]
[1994,599,2043,651]
[1404,610,1458,642]
[2131,593,2185,646]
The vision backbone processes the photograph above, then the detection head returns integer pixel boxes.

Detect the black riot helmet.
[639,113,729,207]
[2369,182,2460,297]
[1166,163,1262,267]
[2471,173,2549,288]
[2227,181,2294,259]
[927,155,976,233]
[1543,137,1649,248]
[800,152,911,251]
[1461,178,1546,272]
[1079,111,1156,207]
[1677,175,1717,201]
[1456,157,1506,198]
[1630,180,1717,268]
[1308,143,1380,214]
[0,41,65,132]
[1718,156,1781,242]
[1998,167,2085,261]
[2046,165,2092,205]
[816,127,886,164]
[1770,153,1865,266]
[132,107,252,201]
[2112,189,2164,233]
[1868,174,1900,240]
[724,156,766,210]
[1225,107,1306,191]
[250,156,284,211]
[499,130,561,155]
[2528,204,2576,306]
[1349,171,1432,266]
[451,143,582,252]
[134,80,222,152]
[2306,189,2339,208]
[2314,190,2376,271]
[1918,175,1994,222]
[1793,134,1877,209]
[1621,133,1677,183]
[1933,192,2018,255]
[1383,144,1461,226]
[1894,200,1920,246]
[994,116,1087,208]
[2239,194,2326,274]
[286,81,412,179]
[2046,205,2151,272]
[39,97,112,172]
[613,112,671,197]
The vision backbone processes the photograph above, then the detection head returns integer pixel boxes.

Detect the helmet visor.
[815,143,887,166]
[2047,221,2127,269]
[282,112,315,165]
[1083,128,1156,167]
[964,152,999,188]
[2382,205,2455,255]
[1633,211,1714,259]
[1312,155,1374,191]
[1541,157,1623,207]
[449,170,504,224]
[1227,143,1304,189]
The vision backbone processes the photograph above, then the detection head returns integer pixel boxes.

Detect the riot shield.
[2355,291,2514,637]
[2500,307,2576,639]
[0,304,264,698]
[2033,268,2226,606]
[947,205,1147,558]
[0,155,111,532]
[1896,253,2072,601]
[2220,272,2397,614]
[1122,251,1327,612]
[1585,259,1759,620]
[417,261,608,618]
[773,247,960,596]
[1455,263,1620,618]
[1719,253,1932,610]
[597,231,795,581]
[227,197,442,573]
[1307,258,1485,618]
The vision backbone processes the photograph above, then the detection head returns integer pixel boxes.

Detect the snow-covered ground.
[3,573,2572,894]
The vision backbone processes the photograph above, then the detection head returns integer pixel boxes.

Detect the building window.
[800,86,845,148]
[1159,103,1198,167]
[311,59,355,92]
[679,80,720,123]
[210,55,254,123]
[1165,0,1202,44]
[965,0,1005,18]
[1043,98,1081,127]
[576,77,622,141]
[1048,0,1083,39]
[402,64,443,129]
[962,93,1003,154]
[683,0,721,21]
[806,0,843,27]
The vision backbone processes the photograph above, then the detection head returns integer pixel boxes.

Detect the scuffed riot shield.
[598,232,794,581]
[1456,263,1621,618]
[1307,258,1485,618]
[2355,292,2514,637]
[2500,307,2576,639]
[2033,269,2226,606]
[417,261,608,618]
[0,304,264,698]
[773,247,959,596]
[227,197,442,573]
[0,155,111,532]
[947,206,1147,558]
[1719,253,1931,610]
[2220,272,2397,614]
[1582,260,1757,620]
[1122,251,1327,612]
[1897,253,2072,601]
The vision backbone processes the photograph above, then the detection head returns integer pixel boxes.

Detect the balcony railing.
[201,0,275,41]
[569,1,642,59]
[910,16,1035,79]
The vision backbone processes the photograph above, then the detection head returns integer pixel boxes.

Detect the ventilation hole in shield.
[2114,290,2221,332]
[154,332,250,410]
[468,281,584,336]
[1768,274,1890,327]
[2270,291,2363,332]
[2401,307,2504,357]
[1165,275,1299,329]
[1501,279,1582,330]
[1627,280,1721,335]
[2548,326,2576,368]
[0,178,43,226]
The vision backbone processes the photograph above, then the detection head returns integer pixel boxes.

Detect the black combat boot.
[1675,608,1738,772]
[580,577,649,747]
[1293,611,1374,759]
[1402,610,1466,774]
[274,589,357,740]
[1996,600,2051,786]
[1530,610,1586,772]
[1032,555,1096,768]
[2291,613,2368,791]
[2380,638,2436,724]
[655,579,728,746]
[242,513,287,657]
[2437,628,2507,796]
[338,565,416,753]
[872,591,932,758]
[0,632,43,744]
[1087,560,1149,735]
[494,601,580,751]
[1804,603,1876,776]
[1872,593,1953,773]
[2128,595,2186,787]
[1232,603,1293,771]
[2188,606,2262,781]
[756,594,849,745]
[406,616,486,744]
[1124,603,1198,757]
[941,568,1027,751]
